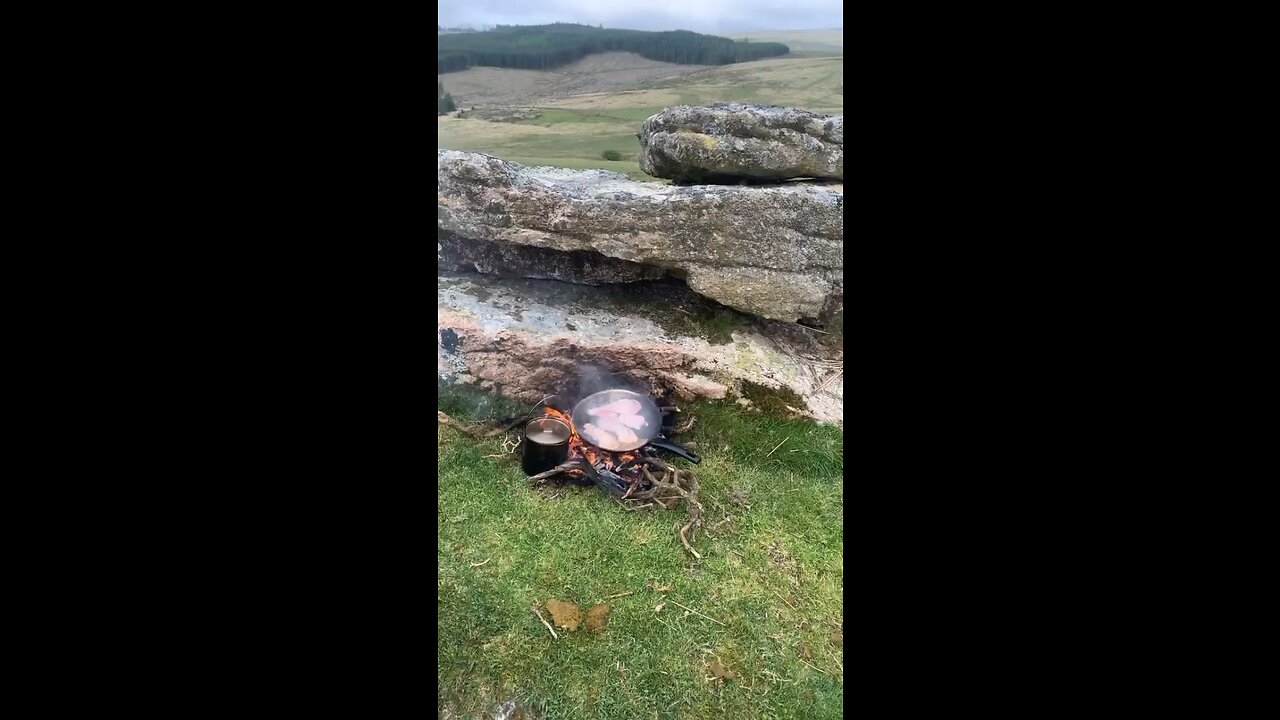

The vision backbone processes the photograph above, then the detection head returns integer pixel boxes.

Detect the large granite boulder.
[437,150,843,323]
[637,104,843,183]
[438,274,844,425]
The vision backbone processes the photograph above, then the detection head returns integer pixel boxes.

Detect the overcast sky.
[439,0,842,34]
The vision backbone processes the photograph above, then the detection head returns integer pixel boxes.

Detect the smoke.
[577,363,618,397]
[538,363,668,412]
[570,363,649,402]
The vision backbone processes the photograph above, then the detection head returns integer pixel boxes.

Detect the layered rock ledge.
[437,150,843,322]
[438,274,844,424]
[637,103,843,183]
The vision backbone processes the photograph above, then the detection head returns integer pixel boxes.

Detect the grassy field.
[437,53,843,181]
[725,29,844,57]
[438,390,844,719]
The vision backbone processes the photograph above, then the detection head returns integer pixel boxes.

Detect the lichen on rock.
[437,149,842,322]
[637,103,843,183]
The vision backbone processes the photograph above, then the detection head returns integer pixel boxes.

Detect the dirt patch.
[767,540,801,590]
[585,604,611,633]
[709,660,737,680]
[546,599,581,631]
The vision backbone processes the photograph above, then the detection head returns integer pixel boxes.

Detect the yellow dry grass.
[722,28,845,56]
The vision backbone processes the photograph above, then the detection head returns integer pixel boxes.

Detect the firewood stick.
[525,462,580,483]
[531,605,558,639]
[679,521,703,559]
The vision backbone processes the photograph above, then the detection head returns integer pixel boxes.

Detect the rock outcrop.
[637,104,843,183]
[437,150,843,322]
[439,232,667,285]
[438,274,843,424]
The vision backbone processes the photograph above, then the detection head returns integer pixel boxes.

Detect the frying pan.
[570,389,702,464]
[571,389,662,451]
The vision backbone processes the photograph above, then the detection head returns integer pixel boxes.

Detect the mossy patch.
[739,380,808,418]
[668,306,743,344]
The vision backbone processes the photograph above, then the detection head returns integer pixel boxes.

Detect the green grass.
[442,126,659,180]
[520,107,666,124]
[438,55,842,179]
[438,391,844,719]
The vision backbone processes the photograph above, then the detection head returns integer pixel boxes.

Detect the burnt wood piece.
[593,467,629,497]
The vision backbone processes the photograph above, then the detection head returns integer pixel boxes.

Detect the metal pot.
[521,416,570,476]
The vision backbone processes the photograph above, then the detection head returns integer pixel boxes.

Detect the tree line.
[438,81,456,115]
[438,23,789,74]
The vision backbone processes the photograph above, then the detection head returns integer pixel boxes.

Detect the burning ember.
[543,407,637,472]
[539,406,644,495]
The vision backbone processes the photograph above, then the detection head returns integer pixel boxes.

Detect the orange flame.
[537,406,637,473]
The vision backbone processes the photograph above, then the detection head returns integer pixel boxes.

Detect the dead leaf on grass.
[653,602,665,613]
[830,630,843,648]
[797,643,814,661]
[709,660,737,681]
[546,599,581,631]
[585,603,610,633]
[656,584,671,592]
[727,487,750,507]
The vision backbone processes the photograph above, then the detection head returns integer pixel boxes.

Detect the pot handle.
[646,438,702,464]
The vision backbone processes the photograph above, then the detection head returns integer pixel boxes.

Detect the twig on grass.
[770,590,796,609]
[470,558,491,568]
[531,605,558,639]
[799,658,827,675]
[766,437,790,457]
[669,599,727,626]
[679,524,703,559]
[483,435,522,458]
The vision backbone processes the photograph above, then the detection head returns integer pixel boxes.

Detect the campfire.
[523,403,709,558]
[436,396,715,559]
[531,406,656,499]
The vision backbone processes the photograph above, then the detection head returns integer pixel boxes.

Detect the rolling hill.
[438,23,789,73]
[437,54,842,181]
[725,28,843,57]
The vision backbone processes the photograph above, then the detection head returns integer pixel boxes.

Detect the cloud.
[439,0,842,33]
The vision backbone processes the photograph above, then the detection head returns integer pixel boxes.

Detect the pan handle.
[646,438,702,464]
